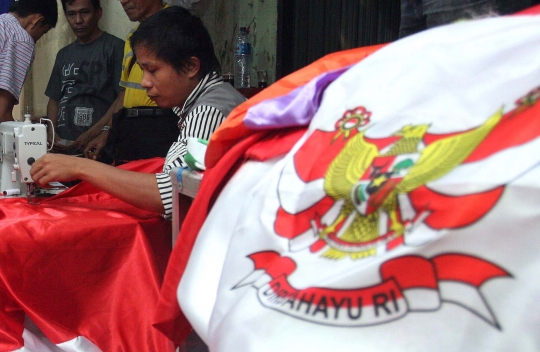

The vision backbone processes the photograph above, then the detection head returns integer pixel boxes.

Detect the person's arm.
[0,39,34,123]
[164,106,227,171]
[0,89,16,122]
[158,106,227,218]
[72,90,125,156]
[30,153,164,213]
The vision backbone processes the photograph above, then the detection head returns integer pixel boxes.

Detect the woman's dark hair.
[130,6,221,78]
[9,0,59,28]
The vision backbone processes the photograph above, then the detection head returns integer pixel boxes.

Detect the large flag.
[155,6,540,351]
[0,158,174,352]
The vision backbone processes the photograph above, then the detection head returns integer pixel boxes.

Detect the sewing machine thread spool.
[3,189,20,196]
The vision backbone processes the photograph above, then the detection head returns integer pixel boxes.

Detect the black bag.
[107,107,179,164]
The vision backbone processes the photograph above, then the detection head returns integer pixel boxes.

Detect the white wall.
[193,0,278,85]
[100,1,135,43]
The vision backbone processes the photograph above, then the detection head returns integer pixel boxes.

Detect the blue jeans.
[399,0,494,38]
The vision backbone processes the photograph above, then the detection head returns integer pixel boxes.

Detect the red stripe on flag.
[245,127,306,162]
[380,256,439,290]
[248,251,297,278]
[465,100,540,163]
[409,185,504,230]
[274,196,335,240]
[433,254,510,287]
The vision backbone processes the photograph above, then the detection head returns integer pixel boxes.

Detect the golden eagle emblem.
[318,107,503,259]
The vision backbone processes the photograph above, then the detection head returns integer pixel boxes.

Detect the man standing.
[45,0,124,152]
[73,0,179,163]
[0,0,58,122]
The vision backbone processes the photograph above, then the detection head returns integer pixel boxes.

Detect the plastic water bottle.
[234,27,252,89]
[24,106,31,122]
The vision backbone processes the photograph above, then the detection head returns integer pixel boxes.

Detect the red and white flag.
[0,159,174,352]
[155,7,540,351]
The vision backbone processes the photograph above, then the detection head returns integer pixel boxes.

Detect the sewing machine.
[0,117,48,198]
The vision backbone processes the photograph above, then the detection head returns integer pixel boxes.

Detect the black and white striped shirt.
[156,72,244,218]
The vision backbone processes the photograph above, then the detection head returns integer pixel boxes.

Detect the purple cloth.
[243,66,351,130]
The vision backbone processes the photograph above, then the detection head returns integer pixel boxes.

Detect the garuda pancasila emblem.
[273,103,526,260]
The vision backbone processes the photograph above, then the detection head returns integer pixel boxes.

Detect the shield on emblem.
[352,153,420,215]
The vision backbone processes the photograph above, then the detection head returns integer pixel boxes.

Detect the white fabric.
[13,317,101,352]
[178,15,540,352]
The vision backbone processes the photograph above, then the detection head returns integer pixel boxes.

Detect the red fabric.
[0,158,174,351]
[515,3,540,14]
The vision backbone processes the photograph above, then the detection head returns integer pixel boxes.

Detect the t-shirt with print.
[45,32,124,141]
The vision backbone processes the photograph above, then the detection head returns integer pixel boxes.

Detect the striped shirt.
[156,72,243,218]
[0,13,35,102]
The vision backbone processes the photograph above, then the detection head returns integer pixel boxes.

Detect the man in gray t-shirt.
[45,0,123,148]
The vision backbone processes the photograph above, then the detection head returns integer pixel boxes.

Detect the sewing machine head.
[0,117,47,199]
